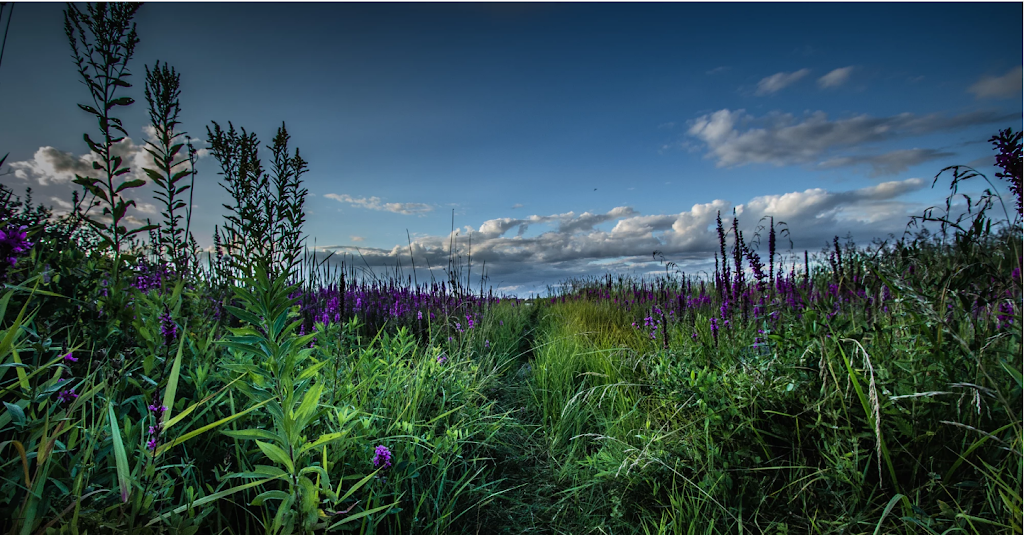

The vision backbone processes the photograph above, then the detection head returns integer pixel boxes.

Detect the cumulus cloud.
[968,66,1023,99]
[324,193,434,215]
[686,108,1013,169]
[818,66,853,88]
[11,146,100,185]
[10,127,207,187]
[818,148,954,177]
[315,179,929,293]
[755,69,810,95]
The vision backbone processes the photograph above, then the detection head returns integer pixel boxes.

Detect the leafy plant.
[141,59,199,276]
[64,2,155,284]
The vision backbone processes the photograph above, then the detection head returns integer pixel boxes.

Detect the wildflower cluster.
[372,444,392,470]
[132,261,177,293]
[0,224,33,281]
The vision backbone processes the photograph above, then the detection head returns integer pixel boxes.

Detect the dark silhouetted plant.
[207,121,308,284]
[142,60,198,276]
[64,2,155,285]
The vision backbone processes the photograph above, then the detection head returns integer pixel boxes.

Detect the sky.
[1,2,1021,296]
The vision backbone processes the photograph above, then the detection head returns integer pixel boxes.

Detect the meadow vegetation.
[0,4,1020,534]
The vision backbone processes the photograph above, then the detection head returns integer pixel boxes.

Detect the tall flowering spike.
[716,212,730,298]
[159,308,177,346]
[768,216,776,288]
[990,127,1022,216]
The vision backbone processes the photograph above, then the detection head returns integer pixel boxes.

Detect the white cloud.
[818,66,854,88]
[686,108,1013,169]
[755,69,810,95]
[968,66,1023,99]
[350,235,364,242]
[9,126,206,187]
[316,179,929,292]
[324,193,434,215]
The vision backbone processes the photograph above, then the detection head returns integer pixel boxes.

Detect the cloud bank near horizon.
[313,178,933,293]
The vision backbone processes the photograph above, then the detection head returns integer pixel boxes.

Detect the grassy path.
[474,302,575,534]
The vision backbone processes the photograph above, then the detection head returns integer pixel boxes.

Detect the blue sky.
[2,2,1021,295]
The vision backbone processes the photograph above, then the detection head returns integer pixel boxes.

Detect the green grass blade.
[107,403,131,503]
[160,330,188,425]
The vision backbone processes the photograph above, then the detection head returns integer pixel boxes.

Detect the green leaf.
[160,332,188,426]
[115,179,147,194]
[76,103,99,116]
[3,401,25,426]
[107,403,132,503]
[223,305,264,328]
[221,428,281,443]
[106,96,134,110]
[251,489,290,506]
[256,440,295,474]
[292,382,323,426]
[297,432,346,458]
[295,358,330,383]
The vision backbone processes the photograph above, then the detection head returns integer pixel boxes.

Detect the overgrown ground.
[0,3,1021,534]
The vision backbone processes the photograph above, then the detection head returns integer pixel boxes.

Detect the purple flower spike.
[372,445,392,469]
[159,310,177,346]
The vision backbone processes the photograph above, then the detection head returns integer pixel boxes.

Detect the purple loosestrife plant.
[147,404,167,451]
[0,224,34,282]
[57,388,78,403]
[372,445,393,470]
[990,127,1022,216]
[159,308,177,346]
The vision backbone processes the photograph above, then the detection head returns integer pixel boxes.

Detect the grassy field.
[0,4,1020,534]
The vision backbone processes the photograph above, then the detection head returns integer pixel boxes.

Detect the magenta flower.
[57,388,78,403]
[63,352,78,362]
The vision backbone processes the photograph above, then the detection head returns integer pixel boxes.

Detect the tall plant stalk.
[142,60,196,276]
[64,2,154,286]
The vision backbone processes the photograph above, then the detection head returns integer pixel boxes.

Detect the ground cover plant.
[0,3,1020,534]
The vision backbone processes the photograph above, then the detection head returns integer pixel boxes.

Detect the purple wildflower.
[63,352,78,362]
[159,309,177,346]
[437,353,448,365]
[57,388,78,403]
[147,404,167,451]
[372,445,392,469]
